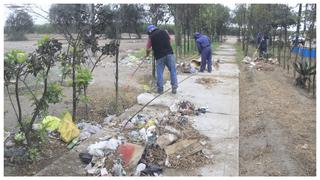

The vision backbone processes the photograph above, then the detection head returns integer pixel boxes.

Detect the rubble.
[177,63,197,73]
[137,93,155,105]
[112,159,126,176]
[156,134,178,148]
[103,115,115,125]
[164,139,203,157]
[242,56,277,71]
[141,164,163,176]
[79,152,93,164]
[134,163,146,176]
[87,138,121,157]
[178,100,196,115]
[77,122,102,141]
[117,143,145,170]
[100,168,109,176]
[79,99,213,176]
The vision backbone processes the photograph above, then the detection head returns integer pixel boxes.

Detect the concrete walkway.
[162,37,239,176]
[36,37,239,176]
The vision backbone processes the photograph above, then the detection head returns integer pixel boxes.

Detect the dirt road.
[239,63,316,175]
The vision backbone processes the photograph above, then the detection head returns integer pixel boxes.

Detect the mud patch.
[195,77,222,88]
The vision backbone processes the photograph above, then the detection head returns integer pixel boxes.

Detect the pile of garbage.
[242,56,278,71]
[4,112,103,154]
[79,100,214,176]
[177,62,197,73]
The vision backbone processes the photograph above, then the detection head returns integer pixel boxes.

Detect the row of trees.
[233,4,316,94]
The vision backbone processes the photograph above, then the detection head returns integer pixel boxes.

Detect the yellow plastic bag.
[42,116,61,131]
[58,112,80,143]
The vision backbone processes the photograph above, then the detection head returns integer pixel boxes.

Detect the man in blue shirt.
[194,32,212,73]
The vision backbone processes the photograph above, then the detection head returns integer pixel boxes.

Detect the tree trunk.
[283,26,288,70]
[294,4,302,78]
[72,46,77,122]
[115,41,119,114]
[278,26,282,66]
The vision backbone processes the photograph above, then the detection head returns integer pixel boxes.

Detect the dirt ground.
[239,63,316,176]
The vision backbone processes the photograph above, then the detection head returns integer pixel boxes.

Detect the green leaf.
[16,52,27,63]
[37,35,50,46]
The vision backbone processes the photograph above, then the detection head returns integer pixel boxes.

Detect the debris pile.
[177,63,197,73]
[79,100,214,176]
[195,77,222,88]
[242,56,278,71]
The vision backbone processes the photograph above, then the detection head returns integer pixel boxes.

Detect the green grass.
[234,42,244,64]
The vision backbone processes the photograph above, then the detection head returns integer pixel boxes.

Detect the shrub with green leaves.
[76,67,93,88]
[46,83,64,104]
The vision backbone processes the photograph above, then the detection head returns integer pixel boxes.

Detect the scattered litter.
[80,98,213,176]
[77,122,101,134]
[164,126,181,136]
[4,131,11,141]
[79,131,91,141]
[87,138,121,157]
[137,93,155,105]
[178,100,195,115]
[41,116,61,131]
[112,159,126,176]
[58,112,80,143]
[202,148,214,159]
[199,139,207,146]
[169,103,178,112]
[164,139,203,157]
[79,152,93,164]
[177,63,197,73]
[195,107,209,115]
[117,143,145,170]
[103,115,115,125]
[67,137,80,149]
[85,163,99,175]
[99,135,112,141]
[134,163,146,176]
[5,140,15,148]
[156,134,178,148]
[14,132,25,142]
[32,123,42,131]
[77,122,102,141]
[141,164,163,176]
[100,168,109,176]
[242,56,252,64]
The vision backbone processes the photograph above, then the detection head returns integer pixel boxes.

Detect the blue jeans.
[156,54,178,92]
[200,46,212,72]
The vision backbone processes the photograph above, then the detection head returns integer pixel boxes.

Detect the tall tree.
[5,10,34,40]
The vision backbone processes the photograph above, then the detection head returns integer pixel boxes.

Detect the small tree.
[5,10,34,41]
[49,4,120,121]
[4,37,63,147]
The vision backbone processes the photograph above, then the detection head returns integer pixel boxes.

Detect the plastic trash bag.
[41,116,61,131]
[58,112,80,143]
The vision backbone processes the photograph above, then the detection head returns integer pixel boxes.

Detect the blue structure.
[291,46,316,58]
